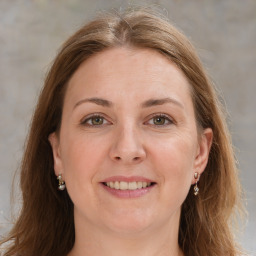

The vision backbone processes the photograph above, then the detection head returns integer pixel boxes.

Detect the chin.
[102,209,157,235]
[107,221,151,235]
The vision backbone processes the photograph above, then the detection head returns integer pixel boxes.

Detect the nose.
[109,124,146,165]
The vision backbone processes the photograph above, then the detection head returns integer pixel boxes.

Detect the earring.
[193,172,200,196]
[57,174,66,190]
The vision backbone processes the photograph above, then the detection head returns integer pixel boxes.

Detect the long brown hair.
[0,7,244,256]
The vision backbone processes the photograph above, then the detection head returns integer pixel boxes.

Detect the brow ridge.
[74,97,183,109]
[141,97,184,109]
[74,97,113,109]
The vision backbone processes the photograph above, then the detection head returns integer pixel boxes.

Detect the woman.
[0,8,245,256]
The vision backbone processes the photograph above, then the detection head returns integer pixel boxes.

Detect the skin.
[49,47,212,256]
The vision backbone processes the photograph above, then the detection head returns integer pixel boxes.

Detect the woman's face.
[49,47,212,235]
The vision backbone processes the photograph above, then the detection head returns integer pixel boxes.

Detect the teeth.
[120,181,128,190]
[128,181,137,190]
[137,181,143,189]
[114,181,119,189]
[105,181,152,190]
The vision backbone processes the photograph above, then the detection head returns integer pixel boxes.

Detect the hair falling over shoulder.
[0,6,246,256]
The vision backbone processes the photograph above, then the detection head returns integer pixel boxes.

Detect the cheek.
[60,134,110,213]
[150,134,196,191]
[60,133,108,186]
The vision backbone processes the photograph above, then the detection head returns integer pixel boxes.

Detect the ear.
[192,128,213,184]
[48,132,64,178]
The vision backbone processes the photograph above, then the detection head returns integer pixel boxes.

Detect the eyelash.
[146,113,174,127]
[80,113,174,127]
[80,113,109,127]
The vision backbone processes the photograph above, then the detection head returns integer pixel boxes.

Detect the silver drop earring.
[193,172,200,196]
[57,174,66,190]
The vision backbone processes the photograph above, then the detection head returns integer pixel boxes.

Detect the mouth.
[100,177,156,198]
[102,181,156,190]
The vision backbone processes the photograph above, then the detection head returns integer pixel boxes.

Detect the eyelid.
[144,113,175,126]
[80,112,174,127]
[80,113,112,127]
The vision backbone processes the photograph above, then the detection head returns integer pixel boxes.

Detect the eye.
[146,114,173,126]
[90,116,104,125]
[81,114,110,127]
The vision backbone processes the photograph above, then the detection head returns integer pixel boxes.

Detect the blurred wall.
[0,0,255,253]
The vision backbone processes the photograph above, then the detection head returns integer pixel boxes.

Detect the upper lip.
[101,176,155,183]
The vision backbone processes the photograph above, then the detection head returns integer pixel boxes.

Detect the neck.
[68,209,184,256]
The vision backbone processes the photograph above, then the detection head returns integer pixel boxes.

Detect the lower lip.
[101,183,155,198]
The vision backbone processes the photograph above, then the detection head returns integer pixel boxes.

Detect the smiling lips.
[104,181,152,190]
[101,176,156,198]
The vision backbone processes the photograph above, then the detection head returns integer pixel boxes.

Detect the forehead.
[65,47,192,106]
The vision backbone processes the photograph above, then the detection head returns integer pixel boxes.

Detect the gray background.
[0,0,255,254]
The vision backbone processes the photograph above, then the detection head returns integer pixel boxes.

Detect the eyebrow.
[73,97,184,109]
[74,97,113,109]
[141,98,184,109]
